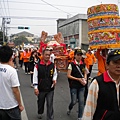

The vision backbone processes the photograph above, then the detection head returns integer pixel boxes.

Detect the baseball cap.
[49,47,53,50]
[74,49,83,55]
[74,47,81,50]
[107,49,120,63]
[88,48,91,50]
[46,47,53,50]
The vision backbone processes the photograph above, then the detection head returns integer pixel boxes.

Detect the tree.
[13,36,30,46]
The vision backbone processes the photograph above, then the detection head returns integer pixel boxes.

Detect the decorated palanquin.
[87,4,120,49]
[39,31,68,70]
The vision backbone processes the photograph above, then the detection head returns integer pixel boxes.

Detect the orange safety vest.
[23,52,30,62]
[19,52,23,60]
[96,49,106,76]
[85,52,96,70]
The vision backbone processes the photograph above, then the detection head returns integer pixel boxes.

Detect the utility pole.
[2,17,11,44]
[2,18,5,44]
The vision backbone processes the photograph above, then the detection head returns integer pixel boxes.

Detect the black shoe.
[67,109,71,115]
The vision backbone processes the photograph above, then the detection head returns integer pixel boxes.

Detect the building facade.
[57,14,89,50]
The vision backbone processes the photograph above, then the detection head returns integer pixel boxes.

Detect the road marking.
[20,90,28,120]
[92,70,98,73]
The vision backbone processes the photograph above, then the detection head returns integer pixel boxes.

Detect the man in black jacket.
[82,49,120,120]
[33,49,57,120]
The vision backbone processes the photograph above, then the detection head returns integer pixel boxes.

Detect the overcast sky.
[0,0,119,37]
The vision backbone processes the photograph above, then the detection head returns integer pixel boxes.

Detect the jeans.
[68,87,85,118]
[37,90,54,120]
[24,62,30,73]
[0,106,21,120]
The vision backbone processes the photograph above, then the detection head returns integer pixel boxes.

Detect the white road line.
[20,89,28,120]
[92,70,98,73]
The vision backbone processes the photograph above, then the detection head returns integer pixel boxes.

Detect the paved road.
[18,63,98,120]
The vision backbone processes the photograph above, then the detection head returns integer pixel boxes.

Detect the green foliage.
[13,36,29,46]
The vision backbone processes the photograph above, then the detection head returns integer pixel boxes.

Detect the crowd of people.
[0,44,120,120]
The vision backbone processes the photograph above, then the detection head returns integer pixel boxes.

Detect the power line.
[96,0,102,3]
[6,0,10,17]
[0,8,78,14]
[1,0,87,17]
[2,0,87,9]
[0,16,63,20]
[8,24,56,26]
[2,0,8,17]
[41,0,72,15]
[0,1,5,16]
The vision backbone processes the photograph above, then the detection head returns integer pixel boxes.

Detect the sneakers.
[30,84,34,88]
[67,109,71,115]
[38,114,42,119]
[77,118,82,120]
[88,77,93,82]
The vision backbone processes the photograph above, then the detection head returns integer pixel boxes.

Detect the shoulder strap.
[71,62,84,78]
[76,65,84,78]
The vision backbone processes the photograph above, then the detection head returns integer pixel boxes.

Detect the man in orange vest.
[96,49,108,76]
[85,48,96,78]
[23,48,31,74]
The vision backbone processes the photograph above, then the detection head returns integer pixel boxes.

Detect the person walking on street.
[85,48,96,78]
[19,47,24,68]
[96,48,108,76]
[67,49,87,120]
[14,48,19,70]
[0,45,24,120]
[33,49,57,120]
[82,49,120,120]
[29,50,40,88]
[23,48,31,74]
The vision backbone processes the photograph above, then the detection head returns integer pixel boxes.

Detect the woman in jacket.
[67,49,87,120]
[29,50,40,87]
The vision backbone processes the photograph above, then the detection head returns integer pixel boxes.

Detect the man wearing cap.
[67,49,87,120]
[82,49,120,120]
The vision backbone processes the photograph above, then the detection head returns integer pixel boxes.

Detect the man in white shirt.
[0,45,24,120]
